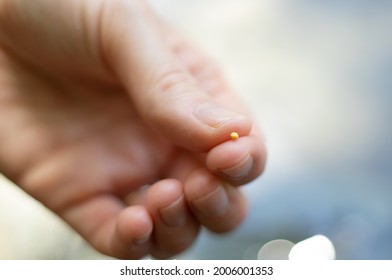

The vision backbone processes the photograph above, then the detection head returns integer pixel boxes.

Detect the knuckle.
[142,64,195,123]
[152,64,195,96]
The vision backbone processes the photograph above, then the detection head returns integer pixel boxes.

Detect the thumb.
[100,0,251,152]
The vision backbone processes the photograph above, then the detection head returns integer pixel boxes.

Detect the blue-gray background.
[1,0,391,259]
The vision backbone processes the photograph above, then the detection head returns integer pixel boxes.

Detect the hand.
[0,0,266,259]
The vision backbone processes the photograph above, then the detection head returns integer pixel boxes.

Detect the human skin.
[0,0,266,259]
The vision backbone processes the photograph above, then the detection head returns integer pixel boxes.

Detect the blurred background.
[1,0,391,259]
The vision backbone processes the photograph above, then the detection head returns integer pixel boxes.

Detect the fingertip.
[184,168,247,233]
[116,206,153,244]
[191,103,252,151]
[206,135,266,185]
[143,99,252,152]
[184,168,229,217]
[184,167,221,202]
[146,179,183,211]
[111,205,153,259]
[146,179,200,258]
[146,179,186,229]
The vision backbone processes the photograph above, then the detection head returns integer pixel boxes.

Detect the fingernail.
[191,184,229,217]
[133,230,152,246]
[219,153,253,180]
[194,103,245,129]
[159,196,187,227]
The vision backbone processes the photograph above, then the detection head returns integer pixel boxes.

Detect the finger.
[60,194,153,259]
[207,134,267,186]
[171,37,230,98]
[170,35,267,185]
[145,179,200,259]
[184,168,247,233]
[111,205,153,259]
[100,1,251,152]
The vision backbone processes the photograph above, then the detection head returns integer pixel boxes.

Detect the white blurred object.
[257,239,295,260]
[288,235,336,260]
[257,235,336,260]
[0,175,87,259]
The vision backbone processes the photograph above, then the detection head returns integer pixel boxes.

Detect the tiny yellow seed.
[230,132,239,141]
